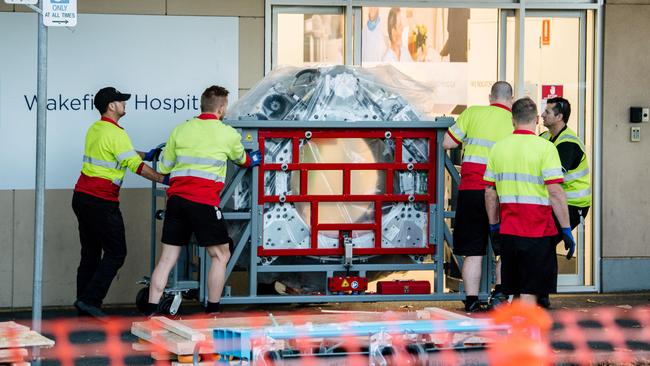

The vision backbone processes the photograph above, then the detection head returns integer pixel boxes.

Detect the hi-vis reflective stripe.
[564,167,589,181]
[463,155,488,164]
[449,125,465,140]
[112,178,123,186]
[83,155,119,169]
[161,158,176,169]
[116,150,137,163]
[499,195,550,205]
[566,188,591,199]
[556,134,582,144]
[176,155,226,167]
[170,169,226,182]
[465,138,495,148]
[542,168,564,179]
[493,172,544,185]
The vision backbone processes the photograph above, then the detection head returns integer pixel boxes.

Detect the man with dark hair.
[72,86,165,317]
[484,97,575,305]
[442,81,513,312]
[383,8,412,62]
[538,97,591,308]
[145,85,261,315]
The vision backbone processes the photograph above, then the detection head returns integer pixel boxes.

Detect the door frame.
[499,9,597,290]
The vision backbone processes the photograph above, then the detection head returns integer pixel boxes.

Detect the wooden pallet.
[129,308,490,361]
[0,321,55,366]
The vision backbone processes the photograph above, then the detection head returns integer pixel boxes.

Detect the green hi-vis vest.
[540,127,591,208]
[158,117,247,182]
[81,120,143,186]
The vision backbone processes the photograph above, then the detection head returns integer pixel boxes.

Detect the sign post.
[43,0,76,27]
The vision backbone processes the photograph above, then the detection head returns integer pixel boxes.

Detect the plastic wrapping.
[224,65,433,253]
[226,65,435,122]
[381,202,428,248]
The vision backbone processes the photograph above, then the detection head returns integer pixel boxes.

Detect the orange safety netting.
[1,301,649,366]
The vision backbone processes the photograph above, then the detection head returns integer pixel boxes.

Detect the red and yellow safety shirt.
[159,113,250,206]
[446,104,513,190]
[483,130,564,238]
[74,116,145,201]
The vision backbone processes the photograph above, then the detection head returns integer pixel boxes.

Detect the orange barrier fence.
[1,301,649,366]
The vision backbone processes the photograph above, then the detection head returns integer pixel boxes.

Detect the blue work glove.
[248,149,262,167]
[161,175,170,186]
[489,223,501,255]
[562,227,575,259]
[143,147,162,162]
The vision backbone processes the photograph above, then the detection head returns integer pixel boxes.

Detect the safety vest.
[540,127,591,208]
[159,114,249,206]
[484,130,564,238]
[74,117,143,201]
[447,104,513,190]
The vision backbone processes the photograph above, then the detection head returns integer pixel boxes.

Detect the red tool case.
[376,280,431,294]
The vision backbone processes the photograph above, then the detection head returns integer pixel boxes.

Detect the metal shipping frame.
[147,118,496,306]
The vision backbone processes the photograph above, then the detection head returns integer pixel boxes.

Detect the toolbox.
[376,280,431,295]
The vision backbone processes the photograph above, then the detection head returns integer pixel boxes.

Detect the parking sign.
[43,0,77,27]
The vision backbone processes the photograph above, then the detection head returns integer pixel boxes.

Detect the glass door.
[272,6,346,68]
[500,10,594,289]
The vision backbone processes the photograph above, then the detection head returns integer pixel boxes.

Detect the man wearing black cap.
[71,86,165,317]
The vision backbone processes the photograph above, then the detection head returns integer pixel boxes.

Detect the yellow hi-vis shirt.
[484,130,564,238]
[158,113,250,206]
[540,127,591,208]
[447,104,513,190]
[74,116,144,201]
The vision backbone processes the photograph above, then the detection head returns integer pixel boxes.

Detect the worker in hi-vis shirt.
[442,81,514,312]
[72,86,165,318]
[145,85,261,316]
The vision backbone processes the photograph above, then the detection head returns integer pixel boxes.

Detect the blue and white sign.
[43,0,77,27]
[0,13,239,189]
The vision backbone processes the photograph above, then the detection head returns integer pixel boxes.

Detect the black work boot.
[488,288,509,309]
[537,294,551,309]
[74,300,107,319]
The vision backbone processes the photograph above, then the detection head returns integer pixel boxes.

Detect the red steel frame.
[257,129,437,256]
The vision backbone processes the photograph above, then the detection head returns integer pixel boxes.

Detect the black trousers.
[72,191,127,307]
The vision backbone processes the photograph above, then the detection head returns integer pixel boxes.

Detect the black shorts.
[453,190,490,256]
[551,205,590,245]
[500,235,557,295]
[161,195,231,247]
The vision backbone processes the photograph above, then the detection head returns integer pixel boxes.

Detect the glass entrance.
[501,10,595,289]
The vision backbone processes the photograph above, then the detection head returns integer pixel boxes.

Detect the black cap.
[94,87,131,113]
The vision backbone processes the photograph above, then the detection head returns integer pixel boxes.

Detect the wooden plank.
[151,351,174,360]
[0,331,54,349]
[422,307,472,321]
[151,317,206,341]
[0,322,30,332]
[0,348,28,359]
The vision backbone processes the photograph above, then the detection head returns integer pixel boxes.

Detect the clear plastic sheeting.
[264,171,299,196]
[225,65,435,122]
[301,138,395,163]
[318,202,375,224]
[394,171,428,195]
[264,138,293,164]
[402,138,429,163]
[263,202,311,249]
[381,202,428,248]
[318,230,375,249]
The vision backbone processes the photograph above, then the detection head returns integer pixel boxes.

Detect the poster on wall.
[360,7,497,115]
[541,84,564,111]
[0,13,239,189]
